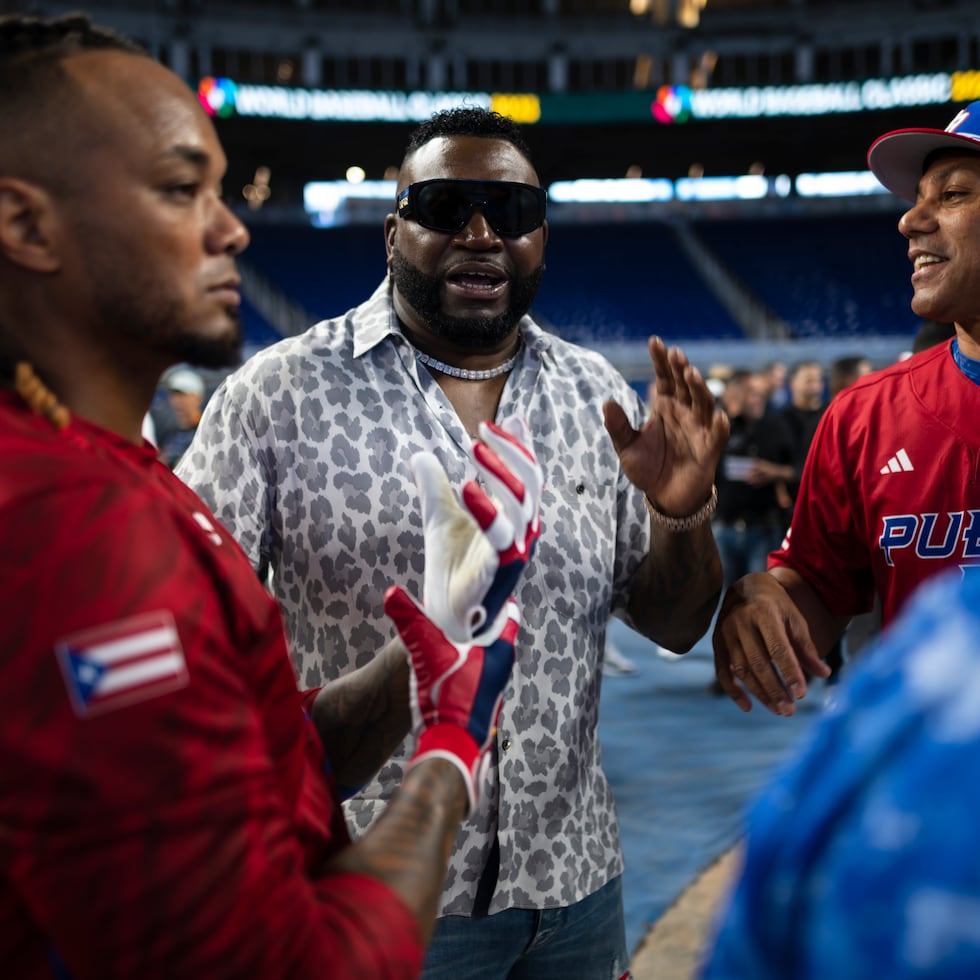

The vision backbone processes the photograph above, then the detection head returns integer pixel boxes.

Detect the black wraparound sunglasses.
[396,179,547,237]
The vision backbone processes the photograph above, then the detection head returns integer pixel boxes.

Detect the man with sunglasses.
[179,106,728,979]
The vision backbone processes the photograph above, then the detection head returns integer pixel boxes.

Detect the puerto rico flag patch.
[56,611,189,717]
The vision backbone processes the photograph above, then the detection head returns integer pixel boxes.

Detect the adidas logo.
[880,449,914,474]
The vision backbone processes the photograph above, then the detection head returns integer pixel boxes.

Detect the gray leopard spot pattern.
[176,282,651,915]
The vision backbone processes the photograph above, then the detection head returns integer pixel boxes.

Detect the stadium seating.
[238,212,920,355]
[240,223,387,327]
[239,220,747,346]
[533,222,745,344]
[693,213,919,339]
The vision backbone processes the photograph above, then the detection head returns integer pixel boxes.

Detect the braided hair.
[0,11,145,63]
[12,363,70,430]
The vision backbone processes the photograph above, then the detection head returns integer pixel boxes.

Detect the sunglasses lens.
[417,183,474,233]
[483,184,543,236]
[413,181,545,236]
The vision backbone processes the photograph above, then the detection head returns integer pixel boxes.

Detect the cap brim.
[868,127,980,201]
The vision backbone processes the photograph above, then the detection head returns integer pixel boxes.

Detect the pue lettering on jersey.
[880,510,980,568]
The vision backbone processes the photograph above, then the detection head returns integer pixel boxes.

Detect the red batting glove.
[384,585,520,814]
[463,416,542,626]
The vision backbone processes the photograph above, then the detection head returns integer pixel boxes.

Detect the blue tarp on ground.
[598,620,823,955]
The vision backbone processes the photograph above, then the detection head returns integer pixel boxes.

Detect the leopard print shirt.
[177,280,651,914]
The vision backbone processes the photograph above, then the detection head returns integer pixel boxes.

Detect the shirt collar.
[952,337,980,387]
[351,279,400,358]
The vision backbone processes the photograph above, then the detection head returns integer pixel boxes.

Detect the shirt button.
[501,737,512,752]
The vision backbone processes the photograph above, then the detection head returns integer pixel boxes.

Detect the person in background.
[912,317,956,355]
[711,99,980,717]
[828,353,873,400]
[158,366,206,468]
[704,375,727,403]
[601,635,639,676]
[712,369,794,586]
[700,369,793,693]
[178,105,728,978]
[759,359,789,412]
[0,13,543,976]
[778,359,826,509]
[141,410,157,445]
[706,363,734,393]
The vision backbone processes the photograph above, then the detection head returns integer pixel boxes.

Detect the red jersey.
[0,394,422,978]
[769,340,980,627]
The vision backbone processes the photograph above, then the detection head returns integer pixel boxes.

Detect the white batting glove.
[410,415,542,644]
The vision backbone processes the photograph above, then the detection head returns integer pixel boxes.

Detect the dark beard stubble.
[390,250,544,349]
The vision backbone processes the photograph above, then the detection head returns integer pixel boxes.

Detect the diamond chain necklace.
[414,345,519,381]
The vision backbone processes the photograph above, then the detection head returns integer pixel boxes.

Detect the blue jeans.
[421,876,632,980]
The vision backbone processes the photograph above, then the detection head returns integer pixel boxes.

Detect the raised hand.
[412,415,542,643]
[384,586,520,813]
[603,336,729,518]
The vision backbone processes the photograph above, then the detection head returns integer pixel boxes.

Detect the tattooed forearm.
[310,639,412,789]
[325,758,467,942]
[627,522,723,651]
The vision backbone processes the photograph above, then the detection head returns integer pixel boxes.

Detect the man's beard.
[98,290,244,371]
[390,250,544,349]
[162,319,243,370]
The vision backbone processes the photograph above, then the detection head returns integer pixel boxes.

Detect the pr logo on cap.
[946,108,972,134]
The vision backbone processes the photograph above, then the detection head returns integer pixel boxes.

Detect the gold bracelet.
[644,485,718,533]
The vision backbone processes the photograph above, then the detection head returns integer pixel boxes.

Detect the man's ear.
[385,214,401,275]
[0,177,61,273]
[383,212,397,274]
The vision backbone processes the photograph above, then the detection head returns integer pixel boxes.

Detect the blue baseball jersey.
[703,565,980,979]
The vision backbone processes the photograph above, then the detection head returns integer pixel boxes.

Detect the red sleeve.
[0,476,423,979]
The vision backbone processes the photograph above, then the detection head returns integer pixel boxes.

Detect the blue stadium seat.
[241,224,388,326]
[694,213,918,339]
[533,222,745,344]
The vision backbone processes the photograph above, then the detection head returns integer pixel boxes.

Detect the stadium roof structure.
[23,0,980,213]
